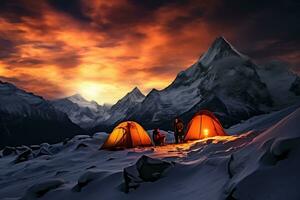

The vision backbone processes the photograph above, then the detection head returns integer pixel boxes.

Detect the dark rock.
[107,157,115,161]
[35,147,52,157]
[86,165,96,169]
[16,145,31,153]
[290,77,300,95]
[30,145,41,150]
[2,146,17,156]
[136,155,172,181]
[75,143,89,150]
[123,155,173,193]
[14,149,32,164]
[63,138,70,145]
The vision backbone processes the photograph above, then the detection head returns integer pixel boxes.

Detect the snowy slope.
[52,94,110,129]
[0,81,85,147]
[256,61,300,108]
[1,104,299,200]
[290,76,300,95]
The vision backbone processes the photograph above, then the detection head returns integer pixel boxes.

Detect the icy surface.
[1,104,300,200]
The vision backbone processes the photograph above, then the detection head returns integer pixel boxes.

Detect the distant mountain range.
[52,94,111,129]
[1,36,300,147]
[0,81,85,147]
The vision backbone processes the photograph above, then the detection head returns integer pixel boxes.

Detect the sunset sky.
[0,0,299,104]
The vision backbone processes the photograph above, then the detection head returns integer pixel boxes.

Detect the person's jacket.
[174,119,184,133]
[153,130,159,142]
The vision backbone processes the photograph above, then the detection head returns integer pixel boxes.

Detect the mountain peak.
[214,36,229,45]
[129,87,144,97]
[131,86,141,93]
[118,87,145,104]
[68,93,86,102]
[199,36,244,66]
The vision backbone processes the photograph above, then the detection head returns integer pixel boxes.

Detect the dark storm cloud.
[47,0,91,22]
[53,51,81,69]
[0,37,17,58]
[0,0,43,23]
[202,0,300,65]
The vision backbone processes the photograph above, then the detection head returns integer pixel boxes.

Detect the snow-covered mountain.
[49,37,299,132]
[52,94,111,129]
[114,37,273,130]
[256,61,300,108]
[101,87,145,125]
[0,81,85,147]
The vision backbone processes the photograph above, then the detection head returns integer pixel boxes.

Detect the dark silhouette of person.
[174,117,184,143]
[152,128,166,146]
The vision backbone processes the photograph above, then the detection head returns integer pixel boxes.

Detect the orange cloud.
[0,0,298,103]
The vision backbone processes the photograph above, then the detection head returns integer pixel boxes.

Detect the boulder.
[2,146,17,156]
[75,143,89,150]
[30,145,41,151]
[14,149,32,164]
[35,146,52,157]
[16,145,31,153]
[123,155,173,193]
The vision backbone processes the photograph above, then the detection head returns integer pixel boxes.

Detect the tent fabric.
[100,121,152,150]
[184,110,227,141]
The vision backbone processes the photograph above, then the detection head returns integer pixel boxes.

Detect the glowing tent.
[184,110,227,141]
[100,121,152,150]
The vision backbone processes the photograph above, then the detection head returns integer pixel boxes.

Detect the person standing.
[174,117,184,144]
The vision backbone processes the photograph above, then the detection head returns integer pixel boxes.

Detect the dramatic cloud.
[0,0,299,103]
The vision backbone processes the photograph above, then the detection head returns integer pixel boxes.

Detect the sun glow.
[76,81,131,104]
[77,82,104,102]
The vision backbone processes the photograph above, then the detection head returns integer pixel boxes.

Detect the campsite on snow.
[0,1,300,199]
[1,36,300,200]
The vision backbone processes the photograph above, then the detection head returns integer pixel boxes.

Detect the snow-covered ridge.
[0,80,59,118]
[67,94,101,112]
[0,81,84,147]
[102,87,145,125]
[52,94,111,129]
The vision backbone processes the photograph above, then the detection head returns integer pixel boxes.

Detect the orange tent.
[184,110,227,141]
[100,121,152,150]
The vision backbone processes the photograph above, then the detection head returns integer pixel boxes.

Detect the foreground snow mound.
[21,179,65,200]
[224,107,300,200]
